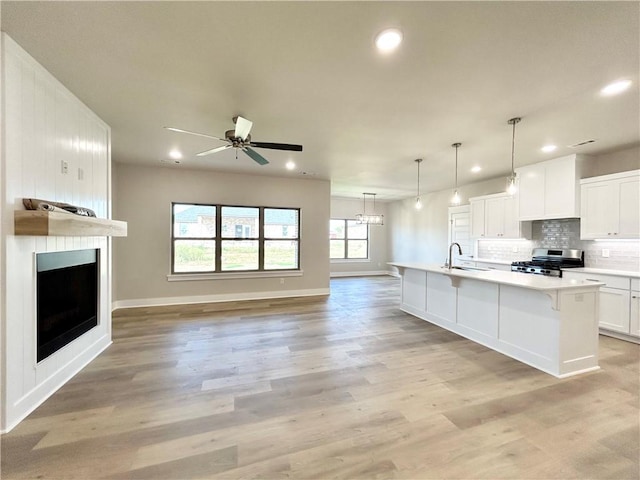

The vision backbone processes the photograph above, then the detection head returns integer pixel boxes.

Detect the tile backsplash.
[478,218,640,272]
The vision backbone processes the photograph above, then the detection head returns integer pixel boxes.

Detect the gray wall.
[388,177,506,265]
[113,163,330,306]
[330,197,390,276]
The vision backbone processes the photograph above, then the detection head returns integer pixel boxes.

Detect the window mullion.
[258,207,265,271]
[215,205,222,271]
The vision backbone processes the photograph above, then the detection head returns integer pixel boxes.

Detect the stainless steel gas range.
[511,248,584,278]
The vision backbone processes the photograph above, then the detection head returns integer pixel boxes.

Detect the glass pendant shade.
[506,118,521,196]
[451,143,462,205]
[414,158,423,210]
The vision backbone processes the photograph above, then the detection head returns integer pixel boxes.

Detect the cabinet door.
[581,182,616,239]
[503,195,521,238]
[617,176,640,237]
[599,287,631,333]
[545,159,578,218]
[485,197,505,237]
[630,292,640,337]
[470,200,486,238]
[517,165,545,220]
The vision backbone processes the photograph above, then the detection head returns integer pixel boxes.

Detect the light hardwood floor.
[2,276,638,479]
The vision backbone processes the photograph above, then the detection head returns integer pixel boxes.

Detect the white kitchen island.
[389,263,605,378]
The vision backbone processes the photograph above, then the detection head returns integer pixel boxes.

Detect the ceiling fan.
[165,116,303,165]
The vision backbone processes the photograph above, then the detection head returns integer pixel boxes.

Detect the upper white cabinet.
[516,154,585,221]
[580,170,640,239]
[470,193,531,239]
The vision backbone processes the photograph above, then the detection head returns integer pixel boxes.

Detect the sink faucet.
[447,242,463,269]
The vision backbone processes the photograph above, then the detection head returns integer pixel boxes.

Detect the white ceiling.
[2,1,639,200]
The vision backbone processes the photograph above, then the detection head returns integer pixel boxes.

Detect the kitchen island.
[389,262,605,378]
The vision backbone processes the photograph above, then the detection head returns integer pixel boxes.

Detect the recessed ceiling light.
[600,79,632,96]
[541,145,557,153]
[286,160,296,170]
[471,166,482,173]
[169,149,183,160]
[375,28,403,53]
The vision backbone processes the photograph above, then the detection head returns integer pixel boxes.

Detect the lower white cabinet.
[563,271,637,341]
[599,287,631,333]
[631,279,640,337]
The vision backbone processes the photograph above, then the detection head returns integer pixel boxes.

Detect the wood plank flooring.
[2,276,639,479]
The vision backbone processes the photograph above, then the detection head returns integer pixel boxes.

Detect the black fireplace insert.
[36,249,99,362]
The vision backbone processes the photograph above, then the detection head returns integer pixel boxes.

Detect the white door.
[450,210,471,259]
[599,287,631,333]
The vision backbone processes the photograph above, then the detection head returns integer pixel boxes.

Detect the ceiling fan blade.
[243,147,269,165]
[250,142,303,152]
[234,116,253,140]
[164,126,224,141]
[196,144,232,156]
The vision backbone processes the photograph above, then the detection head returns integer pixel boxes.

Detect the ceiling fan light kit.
[165,116,303,166]
[356,193,384,225]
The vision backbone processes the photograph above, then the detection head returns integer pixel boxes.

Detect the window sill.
[167,270,304,282]
[330,259,370,263]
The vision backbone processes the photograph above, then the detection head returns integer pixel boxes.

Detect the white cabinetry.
[563,271,638,342]
[516,154,584,221]
[631,279,640,337]
[470,193,530,239]
[580,170,640,239]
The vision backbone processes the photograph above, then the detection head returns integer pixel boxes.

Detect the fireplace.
[36,249,99,362]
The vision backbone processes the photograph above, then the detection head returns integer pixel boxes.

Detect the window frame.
[171,202,300,274]
[329,218,370,260]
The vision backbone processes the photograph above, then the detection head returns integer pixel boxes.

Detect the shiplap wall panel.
[1,33,113,432]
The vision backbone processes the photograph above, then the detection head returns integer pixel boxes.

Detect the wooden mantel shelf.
[14,210,128,237]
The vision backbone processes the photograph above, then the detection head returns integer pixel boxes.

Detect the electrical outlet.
[280,278,285,285]
[512,246,518,253]
[78,168,84,180]
[61,160,68,174]
[602,249,610,258]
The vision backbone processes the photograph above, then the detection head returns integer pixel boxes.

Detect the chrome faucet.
[447,242,463,269]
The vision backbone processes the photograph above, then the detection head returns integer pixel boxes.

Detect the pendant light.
[451,143,462,205]
[355,193,384,225]
[414,158,423,210]
[506,117,521,196]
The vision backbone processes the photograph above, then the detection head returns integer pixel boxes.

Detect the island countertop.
[388,262,605,291]
[389,261,602,378]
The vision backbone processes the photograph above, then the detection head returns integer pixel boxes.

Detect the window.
[172,203,300,273]
[329,219,368,259]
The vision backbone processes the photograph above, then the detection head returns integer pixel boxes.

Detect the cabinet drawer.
[562,271,630,290]
[632,278,639,291]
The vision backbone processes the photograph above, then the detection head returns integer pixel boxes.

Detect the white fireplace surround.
[1,34,114,432]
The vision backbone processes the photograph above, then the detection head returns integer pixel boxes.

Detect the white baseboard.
[112,287,330,311]
[330,270,394,278]
[2,335,111,433]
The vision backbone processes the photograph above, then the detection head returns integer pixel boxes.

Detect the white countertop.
[567,267,640,279]
[388,262,605,291]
